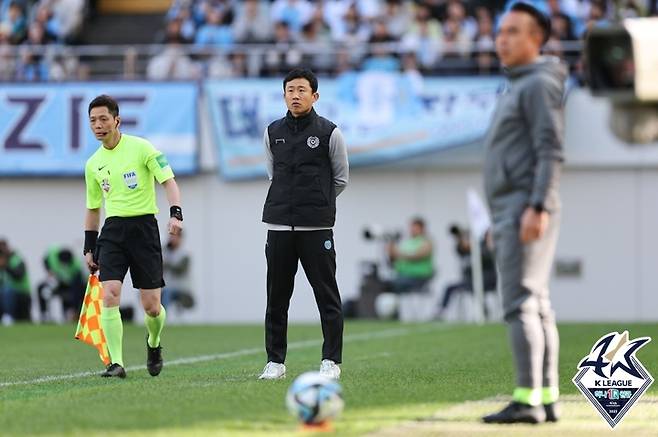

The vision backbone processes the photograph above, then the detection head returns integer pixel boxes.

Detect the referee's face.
[284,78,319,117]
[89,106,120,143]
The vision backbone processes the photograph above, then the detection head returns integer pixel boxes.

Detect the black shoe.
[482,401,546,424]
[544,402,560,422]
[101,363,126,378]
[146,336,163,376]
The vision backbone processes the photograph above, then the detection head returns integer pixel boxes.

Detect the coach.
[259,68,349,381]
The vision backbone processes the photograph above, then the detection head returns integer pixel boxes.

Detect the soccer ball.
[286,372,344,425]
[375,292,398,319]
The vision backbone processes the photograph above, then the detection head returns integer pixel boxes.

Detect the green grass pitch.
[1,322,656,436]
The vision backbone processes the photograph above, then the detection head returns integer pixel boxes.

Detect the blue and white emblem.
[123,171,138,189]
[324,240,332,250]
[573,331,653,428]
[307,136,319,149]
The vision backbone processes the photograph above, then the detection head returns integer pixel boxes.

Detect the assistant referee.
[83,95,184,378]
[259,69,349,380]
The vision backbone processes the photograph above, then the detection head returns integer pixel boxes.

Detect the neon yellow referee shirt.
[85,134,174,218]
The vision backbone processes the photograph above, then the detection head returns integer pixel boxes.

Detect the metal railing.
[0,40,585,81]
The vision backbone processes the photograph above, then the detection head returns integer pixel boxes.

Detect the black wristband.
[84,231,98,255]
[170,205,183,221]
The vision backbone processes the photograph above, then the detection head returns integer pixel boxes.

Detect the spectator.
[582,0,610,38]
[548,0,576,40]
[233,0,272,43]
[46,0,85,43]
[0,33,15,79]
[263,21,300,75]
[401,2,443,69]
[195,0,234,26]
[174,6,198,43]
[335,1,371,68]
[24,20,54,45]
[195,7,234,48]
[14,45,48,80]
[296,20,332,73]
[37,246,85,322]
[0,238,31,325]
[270,0,313,35]
[473,6,496,73]
[147,33,201,80]
[386,217,435,295]
[382,0,412,40]
[442,16,472,59]
[2,1,26,44]
[32,4,58,43]
[362,18,399,71]
[446,0,478,40]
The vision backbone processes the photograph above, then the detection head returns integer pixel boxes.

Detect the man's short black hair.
[510,2,551,44]
[88,94,119,117]
[283,68,318,93]
[411,217,426,229]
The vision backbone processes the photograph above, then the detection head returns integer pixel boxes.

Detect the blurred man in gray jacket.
[482,2,566,425]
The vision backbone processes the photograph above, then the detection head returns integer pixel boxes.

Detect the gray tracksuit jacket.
[483,57,567,223]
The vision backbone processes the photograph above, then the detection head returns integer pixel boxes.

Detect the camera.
[362,225,401,243]
[585,18,658,143]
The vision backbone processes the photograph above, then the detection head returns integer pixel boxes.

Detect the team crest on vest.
[573,330,653,428]
[101,178,110,192]
[307,136,320,149]
[123,171,138,189]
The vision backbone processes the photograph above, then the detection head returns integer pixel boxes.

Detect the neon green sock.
[145,305,166,348]
[512,387,542,406]
[542,387,559,404]
[101,306,124,366]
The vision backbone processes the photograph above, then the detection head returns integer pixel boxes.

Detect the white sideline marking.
[0,325,441,388]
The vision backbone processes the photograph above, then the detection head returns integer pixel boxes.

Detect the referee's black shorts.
[96,214,165,289]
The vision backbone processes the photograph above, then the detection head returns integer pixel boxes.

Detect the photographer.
[437,225,497,319]
[0,239,31,325]
[387,217,435,294]
[162,231,194,314]
[37,246,86,322]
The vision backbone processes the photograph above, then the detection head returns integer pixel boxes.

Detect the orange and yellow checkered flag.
[75,275,110,365]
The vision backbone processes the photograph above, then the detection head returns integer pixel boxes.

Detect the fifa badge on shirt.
[123,171,138,189]
[573,331,653,428]
[307,136,319,149]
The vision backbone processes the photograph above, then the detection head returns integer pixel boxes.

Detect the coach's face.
[495,11,542,68]
[89,106,120,142]
[284,78,318,117]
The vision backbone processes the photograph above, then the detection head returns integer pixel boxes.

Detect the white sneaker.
[258,361,286,380]
[319,359,341,380]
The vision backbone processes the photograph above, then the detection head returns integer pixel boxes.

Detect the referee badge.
[324,240,332,250]
[123,171,138,189]
[307,136,320,149]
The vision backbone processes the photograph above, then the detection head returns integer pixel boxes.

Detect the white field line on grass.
[0,324,442,388]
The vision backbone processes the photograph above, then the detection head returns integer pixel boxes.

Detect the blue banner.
[0,83,198,175]
[206,74,504,180]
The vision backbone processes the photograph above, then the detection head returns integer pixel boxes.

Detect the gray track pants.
[493,212,560,389]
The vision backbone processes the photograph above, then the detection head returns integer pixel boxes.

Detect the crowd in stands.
[0,0,85,80]
[1,0,656,80]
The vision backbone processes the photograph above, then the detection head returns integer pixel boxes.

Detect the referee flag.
[75,275,111,365]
